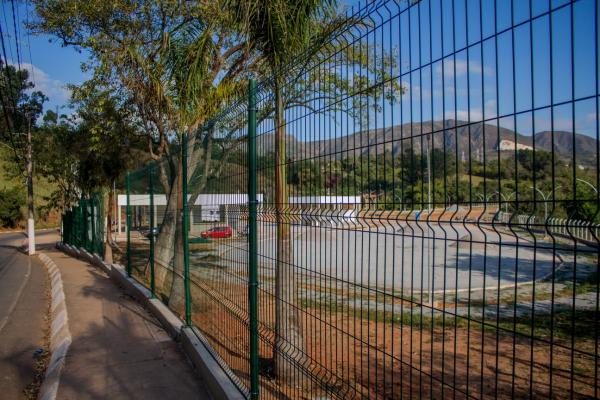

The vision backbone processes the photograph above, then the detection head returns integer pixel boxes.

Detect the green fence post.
[126,173,132,277]
[182,134,192,326]
[149,167,156,297]
[76,204,81,247]
[83,199,89,251]
[91,197,96,254]
[80,203,84,248]
[79,203,83,248]
[99,192,105,257]
[247,78,259,400]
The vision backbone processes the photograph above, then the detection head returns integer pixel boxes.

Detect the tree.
[35,112,81,211]
[0,62,47,248]
[228,0,406,382]
[32,0,261,313]
[0,187,25,228]
[227,0,342,383]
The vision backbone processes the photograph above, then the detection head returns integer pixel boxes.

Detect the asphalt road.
[0,230,55,399]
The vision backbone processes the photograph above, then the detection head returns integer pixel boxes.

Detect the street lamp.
[576,178,598,194]
[476,192,496,203]
[425,133,432,212]
[493,190,516,213]
[530,185,562,221]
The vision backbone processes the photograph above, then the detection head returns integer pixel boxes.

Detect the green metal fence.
[62,192,105,257]
[79,0,600,399]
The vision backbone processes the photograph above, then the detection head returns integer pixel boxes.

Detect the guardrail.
[497,212,599,244]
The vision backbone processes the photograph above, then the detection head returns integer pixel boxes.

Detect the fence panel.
[127,167,152,284]
[62,193,105,257]
[66,0,600,398]
[184,100,254,395]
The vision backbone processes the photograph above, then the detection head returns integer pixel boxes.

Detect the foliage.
[0,62,47,171]
[34,85,141,210]
[0,187,24,228]
[280,148,598,221]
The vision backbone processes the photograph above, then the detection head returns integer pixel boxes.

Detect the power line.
[24,0,35,85]
[9,0,21,69]
[1,2,14,65]
[0,20,24,162]
[0,20,17,116]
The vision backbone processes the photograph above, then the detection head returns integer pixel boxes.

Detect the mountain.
[257,120,598,166]
[532,130,598,165]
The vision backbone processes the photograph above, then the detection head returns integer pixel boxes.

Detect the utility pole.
[426,133,431,212]
[1,102,35,254]
[425,133,433,307]
[26,116,35,255]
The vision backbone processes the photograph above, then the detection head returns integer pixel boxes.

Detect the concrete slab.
[42,250,210,399]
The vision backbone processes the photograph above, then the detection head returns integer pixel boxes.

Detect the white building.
[117,194,361,233]
[117,193,263,233]
[289,195,361,226]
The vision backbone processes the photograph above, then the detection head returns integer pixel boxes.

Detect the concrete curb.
[147,298,182,340]
[108,264,153,304]
[19,236,28,253]
[55,243,245,400]
[181,327,247,400]
[37,253,72,400]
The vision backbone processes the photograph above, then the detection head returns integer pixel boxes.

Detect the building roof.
[289,196,361,204]
[118,194,263,206]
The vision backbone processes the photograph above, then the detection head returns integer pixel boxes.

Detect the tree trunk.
[152,161,181,294]
[273,80,306,384]
[147,149,188,317]
[168,148,186,315]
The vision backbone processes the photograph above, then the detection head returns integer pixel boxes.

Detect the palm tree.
[229,0,342,384]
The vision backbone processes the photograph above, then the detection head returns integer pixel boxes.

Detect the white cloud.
[585,112,598,124]
[435,59,492,79]
[456,109,483,122]
[8,61,71,103]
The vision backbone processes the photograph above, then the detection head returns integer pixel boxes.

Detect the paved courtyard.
[214,220,560,293]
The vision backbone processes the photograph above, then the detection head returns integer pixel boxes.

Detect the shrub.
[0,187,24,228]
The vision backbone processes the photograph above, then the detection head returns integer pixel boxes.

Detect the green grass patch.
[300,298,469,329]
[497,309,599,344]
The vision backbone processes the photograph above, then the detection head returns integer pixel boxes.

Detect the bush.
[0,187,24,228]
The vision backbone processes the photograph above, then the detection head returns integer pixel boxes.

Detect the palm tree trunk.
[168,149,187,315]
[274,79,306,384]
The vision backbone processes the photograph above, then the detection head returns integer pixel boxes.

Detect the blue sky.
[281,0,599,141]
[1,1,89,114]
[3,0,598,140]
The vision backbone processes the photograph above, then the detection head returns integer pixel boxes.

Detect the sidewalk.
[42,248,211,399]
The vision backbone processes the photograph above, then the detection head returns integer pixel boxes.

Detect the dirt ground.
[190,273,597,400]
[117,240,598,399]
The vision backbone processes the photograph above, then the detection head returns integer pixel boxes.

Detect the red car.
[200,226,233,239]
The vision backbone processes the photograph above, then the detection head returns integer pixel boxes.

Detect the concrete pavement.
[41,239,210,399]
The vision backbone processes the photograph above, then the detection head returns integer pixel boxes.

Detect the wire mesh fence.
[67,0,600,398]
[62,193,105,256]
